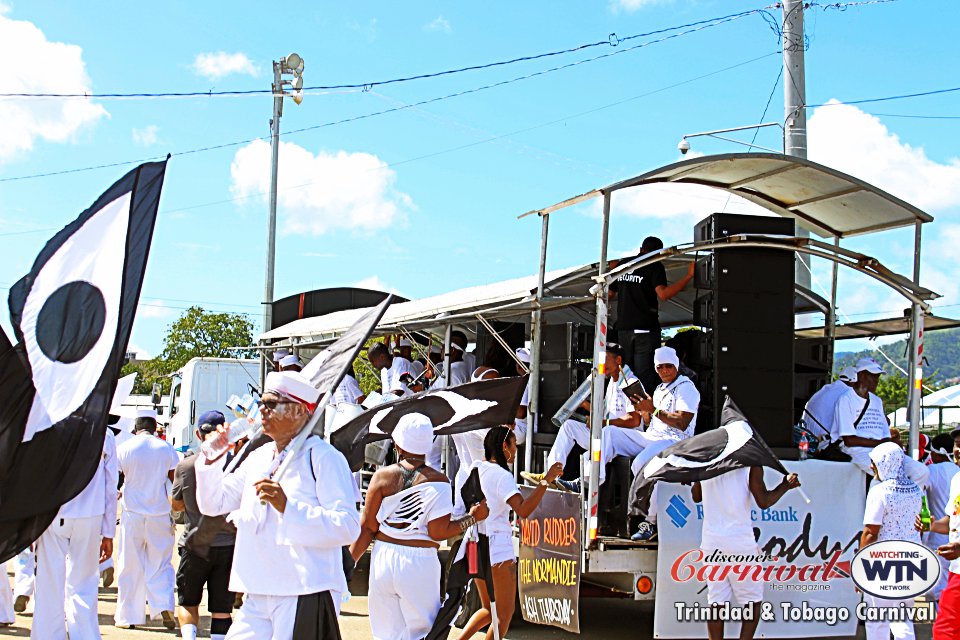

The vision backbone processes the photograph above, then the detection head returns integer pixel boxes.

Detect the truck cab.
[166,357,260,453]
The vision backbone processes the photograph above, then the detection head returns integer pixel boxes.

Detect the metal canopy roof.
[527,153,933,239]
[795,314,960,340]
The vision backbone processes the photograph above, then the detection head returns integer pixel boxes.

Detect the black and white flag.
[0,160,167,562]
[632,395,788,514]
[331,375,528,472]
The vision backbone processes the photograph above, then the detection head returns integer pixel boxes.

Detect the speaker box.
[795,337,832,373]
[534,323,593,440]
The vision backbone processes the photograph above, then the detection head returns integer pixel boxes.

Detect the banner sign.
[518,487,582,633]
[654,459,866,638]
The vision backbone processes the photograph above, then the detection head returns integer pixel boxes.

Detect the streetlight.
[676,122,784,156]
[261,52,305,384]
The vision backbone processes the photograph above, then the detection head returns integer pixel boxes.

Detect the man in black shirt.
[611,236,694,394]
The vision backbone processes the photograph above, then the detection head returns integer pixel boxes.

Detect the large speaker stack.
[794,337,832,424]
[693,213,796,448]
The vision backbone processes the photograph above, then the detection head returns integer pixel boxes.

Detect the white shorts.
[704,546,765,606]
[488,533,515,566]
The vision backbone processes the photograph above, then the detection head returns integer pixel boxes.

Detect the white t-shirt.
[117,432,180,516]
[476,461,520,536]
[699,468,757,552]
[803,380,851,441]
[604,379,633,422]
[648,375,700,440]
[864,480,922,543]
[332,374,363,406]
[835,390,890,443]
[380,356,413,396]
[947,472,960,574]
[433,360,470,390]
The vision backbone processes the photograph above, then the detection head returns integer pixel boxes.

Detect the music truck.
[257,153,948,637]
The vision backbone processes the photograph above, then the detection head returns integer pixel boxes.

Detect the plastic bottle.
[798,432,809,461]
[202,403,261,460]
[920,496,931,532]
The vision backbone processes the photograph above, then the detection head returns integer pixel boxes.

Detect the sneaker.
[13,595,28,613]
[630,522,658,542]
[101,566,114,588]
[556,478,581,493]
[160,610,176,629]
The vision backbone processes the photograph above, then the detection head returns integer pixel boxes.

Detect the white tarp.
[890,383,960,429]
[654,459,865,638]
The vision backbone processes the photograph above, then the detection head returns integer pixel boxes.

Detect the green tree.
[122,306,255,395]
[875,374,908,415]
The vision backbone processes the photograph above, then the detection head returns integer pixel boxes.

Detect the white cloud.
[192,51,258,81]
[229,139,415,235]
[353,276,400,295]
[0,11,107,160]
[808,101,960,212]
[423,16,452,33]
[126,342,152,361]
[611,0,667,11]
[137,300,174,319]
[132,124,159,146]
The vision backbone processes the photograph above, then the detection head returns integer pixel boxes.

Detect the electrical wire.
[808,86,960,109]
[0,9,771,100]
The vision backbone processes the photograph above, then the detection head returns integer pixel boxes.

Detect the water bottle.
[798,432,809,461]
[202,403,261,460]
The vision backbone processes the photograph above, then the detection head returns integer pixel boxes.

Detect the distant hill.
[834,327,960,384]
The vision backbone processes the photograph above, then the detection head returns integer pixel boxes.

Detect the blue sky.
[1,0,958,361]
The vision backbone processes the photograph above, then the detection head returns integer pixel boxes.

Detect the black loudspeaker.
[793,338,832,423]
[694,213,795,447]
[535,323,593,440]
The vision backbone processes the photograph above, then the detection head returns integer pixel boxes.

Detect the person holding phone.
[458,427,562,640]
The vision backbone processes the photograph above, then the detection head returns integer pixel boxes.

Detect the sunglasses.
[261,399,299,411]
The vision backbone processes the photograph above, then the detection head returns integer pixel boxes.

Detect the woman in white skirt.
[351,413,488,640]
[458,426,563,640]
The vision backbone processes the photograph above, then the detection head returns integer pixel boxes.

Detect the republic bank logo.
[666,495,692,528]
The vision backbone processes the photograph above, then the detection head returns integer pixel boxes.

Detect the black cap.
[197,410,226,433]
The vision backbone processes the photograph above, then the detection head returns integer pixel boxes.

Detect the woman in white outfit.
[860,442,922,640]
[458,426,563,640]
[351,414,489,640]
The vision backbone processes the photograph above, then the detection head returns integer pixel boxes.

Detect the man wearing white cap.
[30,426,118,639]
[351,413,488,640]
[395,338,425,380]
[627,346,700,542]
[279,354,303,373]
[802,366,857,444]
[114,409,180,629]
[196,371,360,639]
[834,357,928,488]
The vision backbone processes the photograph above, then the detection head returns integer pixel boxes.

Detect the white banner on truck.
[654,459,866,638]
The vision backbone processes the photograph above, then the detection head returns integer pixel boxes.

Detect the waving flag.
[0,160,167,563]
[331,375,528,472]
[631,395,788,514]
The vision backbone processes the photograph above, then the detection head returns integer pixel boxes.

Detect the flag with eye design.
[0,160,167,563]
[330,375,528,472]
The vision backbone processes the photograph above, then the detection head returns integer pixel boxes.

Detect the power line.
[0,12,772,185]
[808,85,960,109]
[0,9,771,100]
[871,112,960,121]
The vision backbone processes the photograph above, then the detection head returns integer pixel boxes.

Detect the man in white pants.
[923,434,959,603]
[31,428,118,639]
[835,357,928,488]
[114,409,179,629]
[12,547,34,612]
[523,343,639,492]
[196,370,360,639]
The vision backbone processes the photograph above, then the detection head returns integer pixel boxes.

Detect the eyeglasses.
[261,399,299,411]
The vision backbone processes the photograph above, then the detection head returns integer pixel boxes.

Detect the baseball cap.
[838,366,857,383]
[855,357,884,375]
[197,410,226,433]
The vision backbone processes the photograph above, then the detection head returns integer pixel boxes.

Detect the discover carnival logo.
[851,540,940,599]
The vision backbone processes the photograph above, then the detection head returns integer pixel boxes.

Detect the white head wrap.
[653,346,680,368]
[279,354,303,369]
[264,371,320,406]
[136,408,158,420]
[398,338,413,348]
[515,347,531,364]
[392,413,435,456]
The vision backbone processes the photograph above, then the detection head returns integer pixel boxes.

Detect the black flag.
[331,375,528,472]
[631,396,788,515]
[0,160,167,563]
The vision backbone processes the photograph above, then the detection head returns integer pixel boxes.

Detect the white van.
[166,357,260,453]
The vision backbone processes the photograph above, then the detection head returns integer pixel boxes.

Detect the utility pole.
[782,0,811,289]
[260,53,305,386]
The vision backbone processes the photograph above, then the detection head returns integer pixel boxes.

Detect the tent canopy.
[890,383,960,429]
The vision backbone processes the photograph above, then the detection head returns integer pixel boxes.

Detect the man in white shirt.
[627,347,700,542]
[924,434,959,602]
[367,342,413,398]
[114,409,180,629]
[693,467,801,640]
[196,370,360,639]
[803,366,856,443]
[835,357,928,488]
[513,347,531,447]
[31,429,118,639]
[451,331,476,374]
